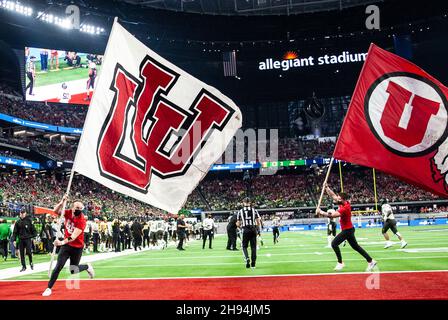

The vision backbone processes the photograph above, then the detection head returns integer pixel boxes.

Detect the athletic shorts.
[382,219,398,234]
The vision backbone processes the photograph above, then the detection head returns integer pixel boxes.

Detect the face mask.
[74,209,83,216]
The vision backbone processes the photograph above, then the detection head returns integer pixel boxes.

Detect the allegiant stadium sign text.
[258,51,368,71]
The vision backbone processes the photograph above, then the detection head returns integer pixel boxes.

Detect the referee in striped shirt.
[237,198,261,269]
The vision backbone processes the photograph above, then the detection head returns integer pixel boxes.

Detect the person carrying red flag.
[317,184,377,272]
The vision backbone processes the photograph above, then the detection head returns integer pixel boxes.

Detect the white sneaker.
[325,244,331,248]
[86,263,95,279]
[400,241,408,249]
[366,260,377,272]
[42,288,52,297]
[384,242,393,249]
[334,262,345,271]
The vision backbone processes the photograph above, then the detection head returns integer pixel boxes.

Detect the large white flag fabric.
[73,20,242,213]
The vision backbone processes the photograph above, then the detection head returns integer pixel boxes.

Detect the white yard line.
[9,254,447,271]
[108,246,448,260]
[75,255,448,268]
[2,269,448,282]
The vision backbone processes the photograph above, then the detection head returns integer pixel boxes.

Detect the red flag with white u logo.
[334,43,448,197]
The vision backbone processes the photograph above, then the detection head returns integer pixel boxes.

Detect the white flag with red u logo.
[334,43,448,197]
[73,20,242,213]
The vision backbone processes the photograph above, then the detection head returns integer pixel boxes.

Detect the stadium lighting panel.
[80,23,105,35]
[1,0,33,16]
[37,11,72,29]
[36,12,105,33]
[1,2,105,34]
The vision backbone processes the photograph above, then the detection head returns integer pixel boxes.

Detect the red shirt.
[338,201,353,230]
[64,210,86,248]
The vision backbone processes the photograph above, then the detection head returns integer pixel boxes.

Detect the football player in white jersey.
[381,200,408,249]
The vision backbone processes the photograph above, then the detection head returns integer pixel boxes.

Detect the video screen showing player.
[24,47,103,105]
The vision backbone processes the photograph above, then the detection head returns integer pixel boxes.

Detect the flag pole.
[338,160,344,193]
[315,157,335,215]
[373,168,378,212]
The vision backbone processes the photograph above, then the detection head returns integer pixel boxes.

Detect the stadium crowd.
[0,173,165,219]
[0,95,87,128]
[0,83,442,216]
[0,168,441,219]
[0,150,29,161]
[0,83,21,96]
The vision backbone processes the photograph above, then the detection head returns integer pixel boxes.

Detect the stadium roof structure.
[120,0,383,16]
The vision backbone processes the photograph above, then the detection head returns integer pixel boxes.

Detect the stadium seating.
[0,83,441,216]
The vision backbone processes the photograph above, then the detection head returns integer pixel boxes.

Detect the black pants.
[112,233,120,252]
[84,234,90,250]
[226,228,237,250]
[133,235,142,250]
[242,227,257,266]
[19,238,33,268]
[332,228,372,264]
[327,222,337,237]
[0,239,8,258]
[202,230,213,249]
[143,233,150,247]
[126,235,131,249]
[273,227,280,243]
[48,245,88,289]
[26,72,34,94]
[177,233,185,249]
[92,233,99,252]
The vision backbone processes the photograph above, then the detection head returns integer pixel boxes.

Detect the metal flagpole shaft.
[65,169,76,197]
[315,157,335,215]
[373,168,378,212]
[338,161,344,193]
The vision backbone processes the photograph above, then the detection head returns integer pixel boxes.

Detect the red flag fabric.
[34,206,58,217]
[334,44,448,197]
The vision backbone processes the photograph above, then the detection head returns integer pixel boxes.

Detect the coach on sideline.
[12,209,36,272]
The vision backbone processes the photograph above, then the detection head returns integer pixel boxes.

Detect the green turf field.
[4,225,448,280]
[26,58,102,87]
